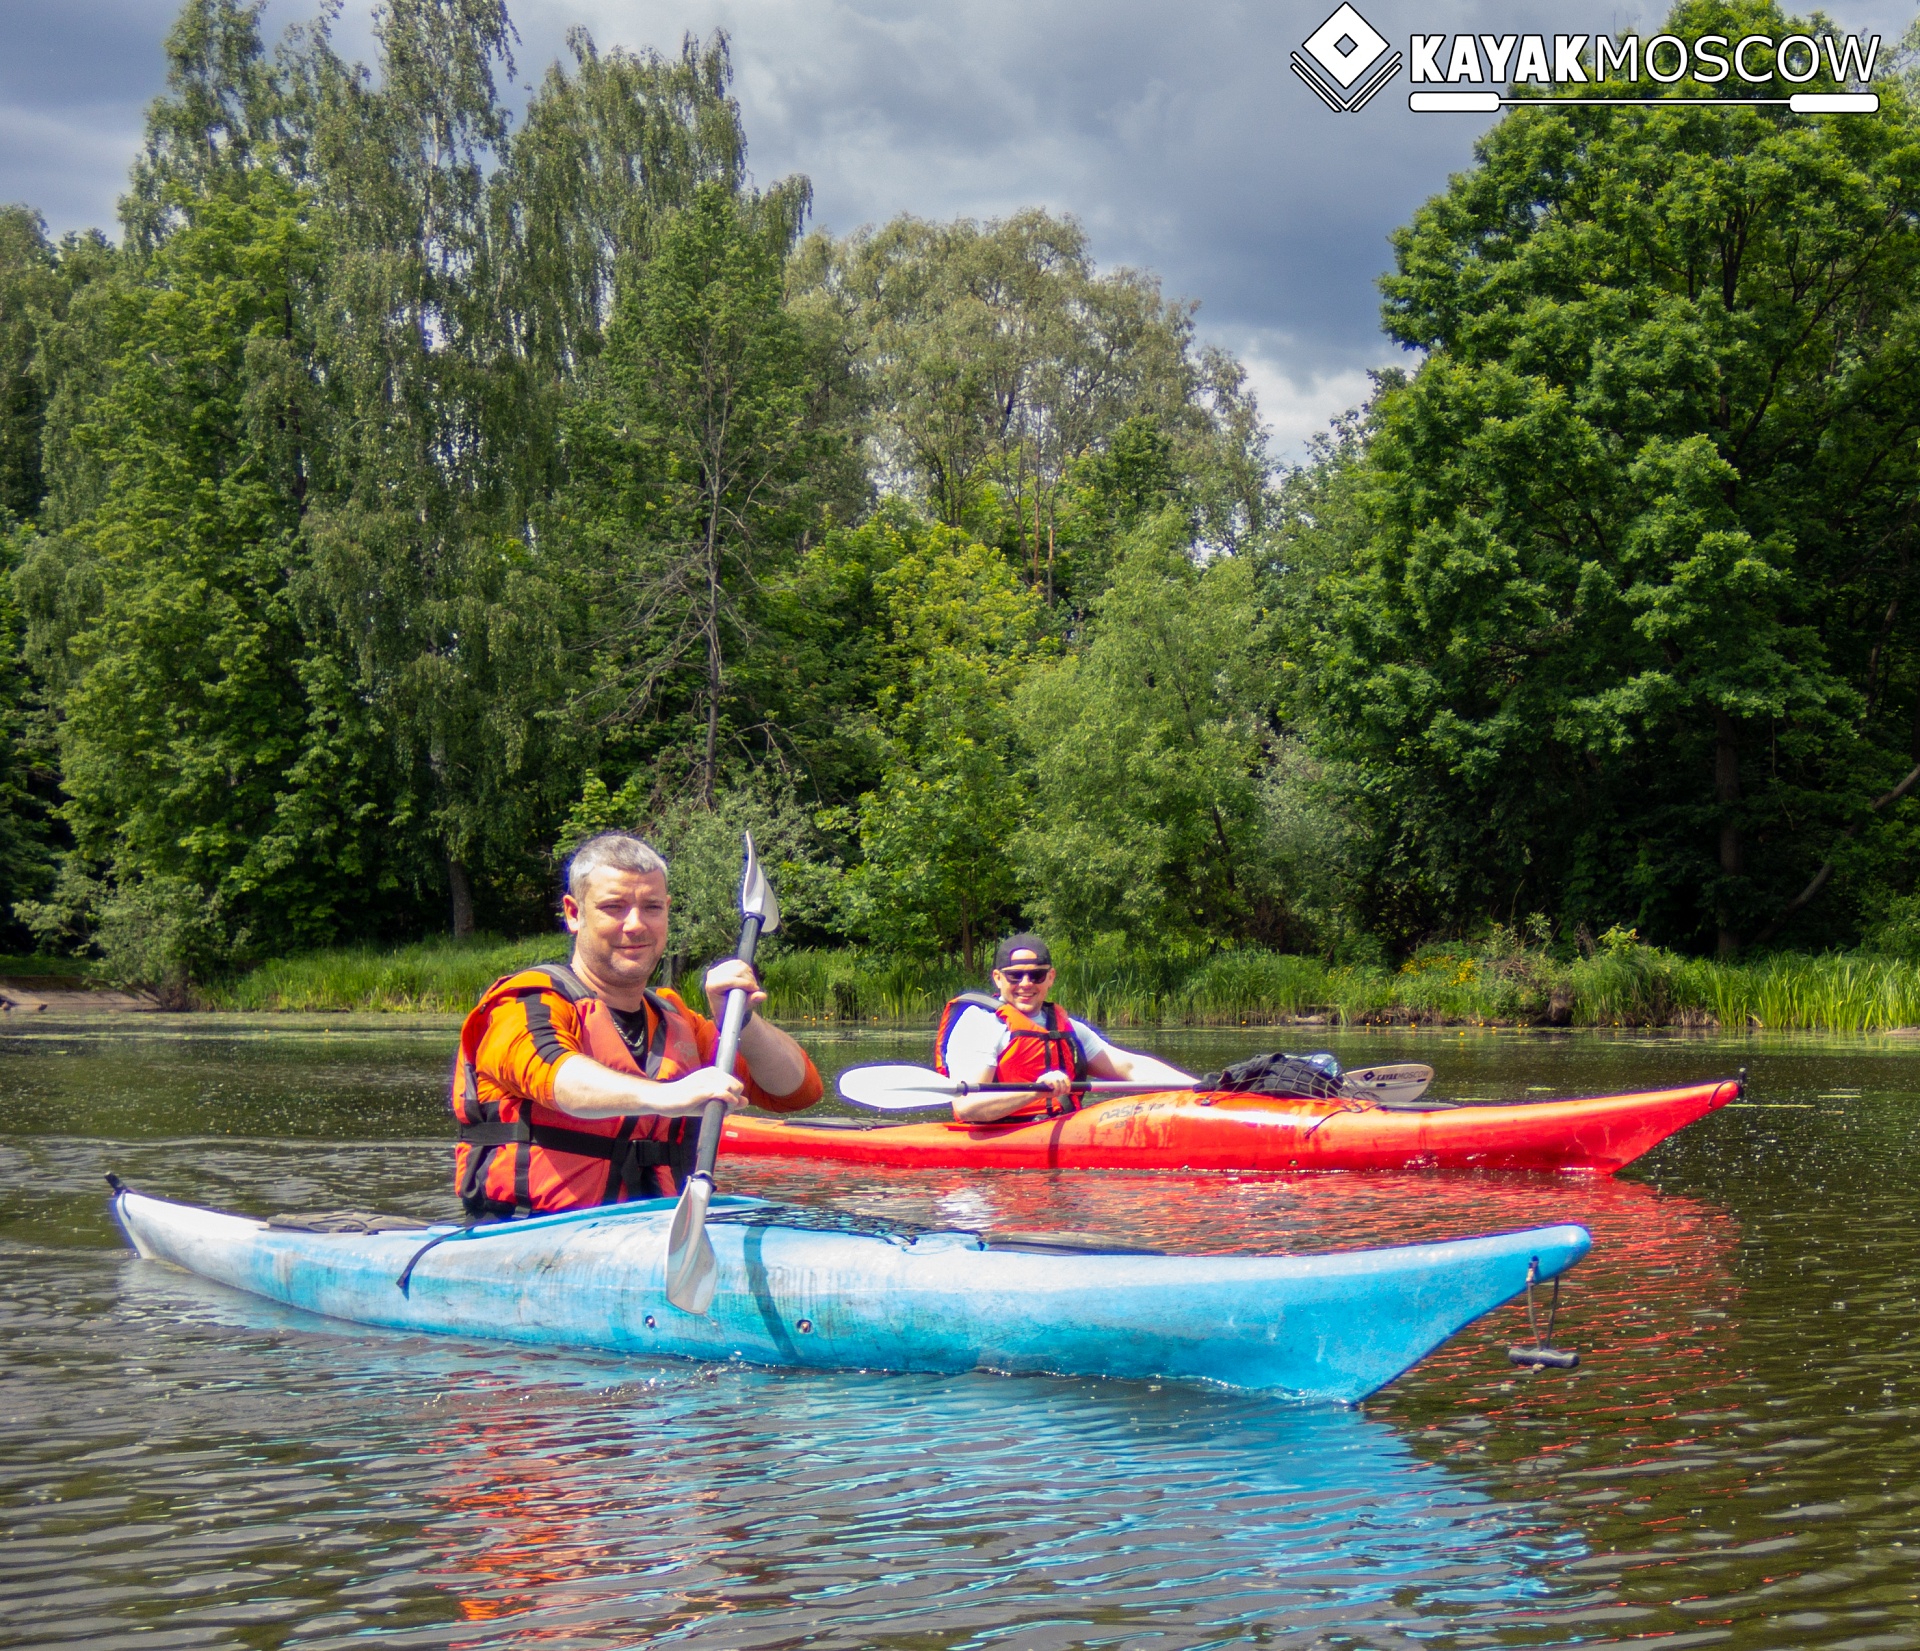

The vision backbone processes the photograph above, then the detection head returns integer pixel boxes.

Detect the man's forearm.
[550,1055,681,1119]
[953,1087,1045,1123]
[736,1014,812,1097]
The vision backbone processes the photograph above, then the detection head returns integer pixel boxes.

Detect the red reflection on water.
[728,1155,1731,1256]
[423,1408,734,1645]
[722,1159,1745,1419]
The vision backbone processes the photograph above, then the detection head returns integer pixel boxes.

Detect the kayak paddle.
[838,1066,1194,1111]
[836,1061,1435,1113]
[664,831,780,1315]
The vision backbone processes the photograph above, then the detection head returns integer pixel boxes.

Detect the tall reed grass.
[206,936,566,1013]
[201,933,1920,1033]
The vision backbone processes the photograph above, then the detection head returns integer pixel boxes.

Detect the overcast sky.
[1,0,1910,457]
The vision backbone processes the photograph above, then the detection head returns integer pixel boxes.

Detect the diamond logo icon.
[1292,4,1402,111]
[1302,4,1389,87]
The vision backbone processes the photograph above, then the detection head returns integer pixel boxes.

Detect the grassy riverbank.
[187,933,1920,1033]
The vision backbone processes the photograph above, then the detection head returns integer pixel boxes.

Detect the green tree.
[0,524,57,945]
[0,214,65,943]
[34,176,322,947]
[561,177,850,808]
[0,208,58,521]
[295,0,591,937]
[1291,0,1920,955]
[503,29,749,373]
[844,524,1043,967]
[805,210,1266,607]
[1016,520,1288,947]
[10,99,339,963]
[1046,413,1185,621]
[121,0,286,254]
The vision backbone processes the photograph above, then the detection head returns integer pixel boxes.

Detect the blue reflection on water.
[113,1259,1577,1649]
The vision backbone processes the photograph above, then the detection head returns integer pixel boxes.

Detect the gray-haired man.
[450,833,822,1217]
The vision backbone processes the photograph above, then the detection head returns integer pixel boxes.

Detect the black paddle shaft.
[690,913,763,1181]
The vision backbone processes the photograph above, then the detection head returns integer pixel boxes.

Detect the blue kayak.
[110,1187,1589,1402]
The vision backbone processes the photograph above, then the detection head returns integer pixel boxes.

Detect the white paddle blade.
[739,832,780,935]
[664,1173,717,1314]
[1340,1063,1435,1105]
[836,1064,962,1111]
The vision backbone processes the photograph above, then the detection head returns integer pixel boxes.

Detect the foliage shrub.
[1861,895,1920,961]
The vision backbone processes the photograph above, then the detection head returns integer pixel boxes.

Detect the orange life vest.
[451,963,708,1218]
[933,991,1089,1116]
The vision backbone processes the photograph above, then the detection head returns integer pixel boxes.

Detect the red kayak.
[721,1076,1743,1175]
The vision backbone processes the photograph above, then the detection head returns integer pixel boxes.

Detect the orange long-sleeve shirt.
[471,982,822,1117]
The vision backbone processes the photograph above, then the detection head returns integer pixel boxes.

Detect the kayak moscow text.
[1290,3,1882,114]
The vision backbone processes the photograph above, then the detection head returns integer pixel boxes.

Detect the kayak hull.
[112,1189,1589,1403]
[724,1079,1740,1174]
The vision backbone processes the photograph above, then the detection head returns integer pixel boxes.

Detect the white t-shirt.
[943,1002,1114,1079]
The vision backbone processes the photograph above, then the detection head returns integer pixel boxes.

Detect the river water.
[1,1018,1915,1649]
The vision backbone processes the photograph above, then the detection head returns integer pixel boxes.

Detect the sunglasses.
[999,967,1052,983]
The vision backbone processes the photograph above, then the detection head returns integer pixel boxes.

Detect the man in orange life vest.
[935,934,1192,1123]
[451,832,824,1217]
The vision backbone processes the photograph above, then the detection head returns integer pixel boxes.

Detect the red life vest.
[451,963,708,1218]
[934,991,1089,1115]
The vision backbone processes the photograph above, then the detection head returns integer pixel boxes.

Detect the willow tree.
[806,209,1266,607]
[294,12,783,933]
[503,29,748,373]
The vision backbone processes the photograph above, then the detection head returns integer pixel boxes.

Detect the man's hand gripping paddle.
[664,831,779,1314]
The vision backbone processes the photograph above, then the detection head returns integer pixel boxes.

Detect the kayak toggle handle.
[1508,1255,1580,1370]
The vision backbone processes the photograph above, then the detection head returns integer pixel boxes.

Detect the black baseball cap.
[993,933,1052,970]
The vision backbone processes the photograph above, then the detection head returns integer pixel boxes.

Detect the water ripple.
[3,1025,1919,1646]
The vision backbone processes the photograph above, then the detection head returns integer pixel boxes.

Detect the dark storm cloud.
[0,1,172,236]
[2,0,1910,451]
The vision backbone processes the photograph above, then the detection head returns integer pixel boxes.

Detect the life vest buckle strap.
[457,1120,531,1148]
[458,1117,688,1159]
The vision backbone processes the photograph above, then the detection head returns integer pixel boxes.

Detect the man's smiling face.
[992,949,1054,1013]
[564,867,671,993]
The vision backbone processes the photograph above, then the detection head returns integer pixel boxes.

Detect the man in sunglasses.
[933,934,1192,1123]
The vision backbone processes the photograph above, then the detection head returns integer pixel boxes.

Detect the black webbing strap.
[397,1228,464,1295]
[456,1115,692,1211]
[1050,1004,1091,1083]
[458,1117,685,1162]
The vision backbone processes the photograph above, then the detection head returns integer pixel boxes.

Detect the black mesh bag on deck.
[1193,1052,1346,1100]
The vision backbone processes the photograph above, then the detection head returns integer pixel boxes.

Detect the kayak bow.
[111,1187,1589,1403]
